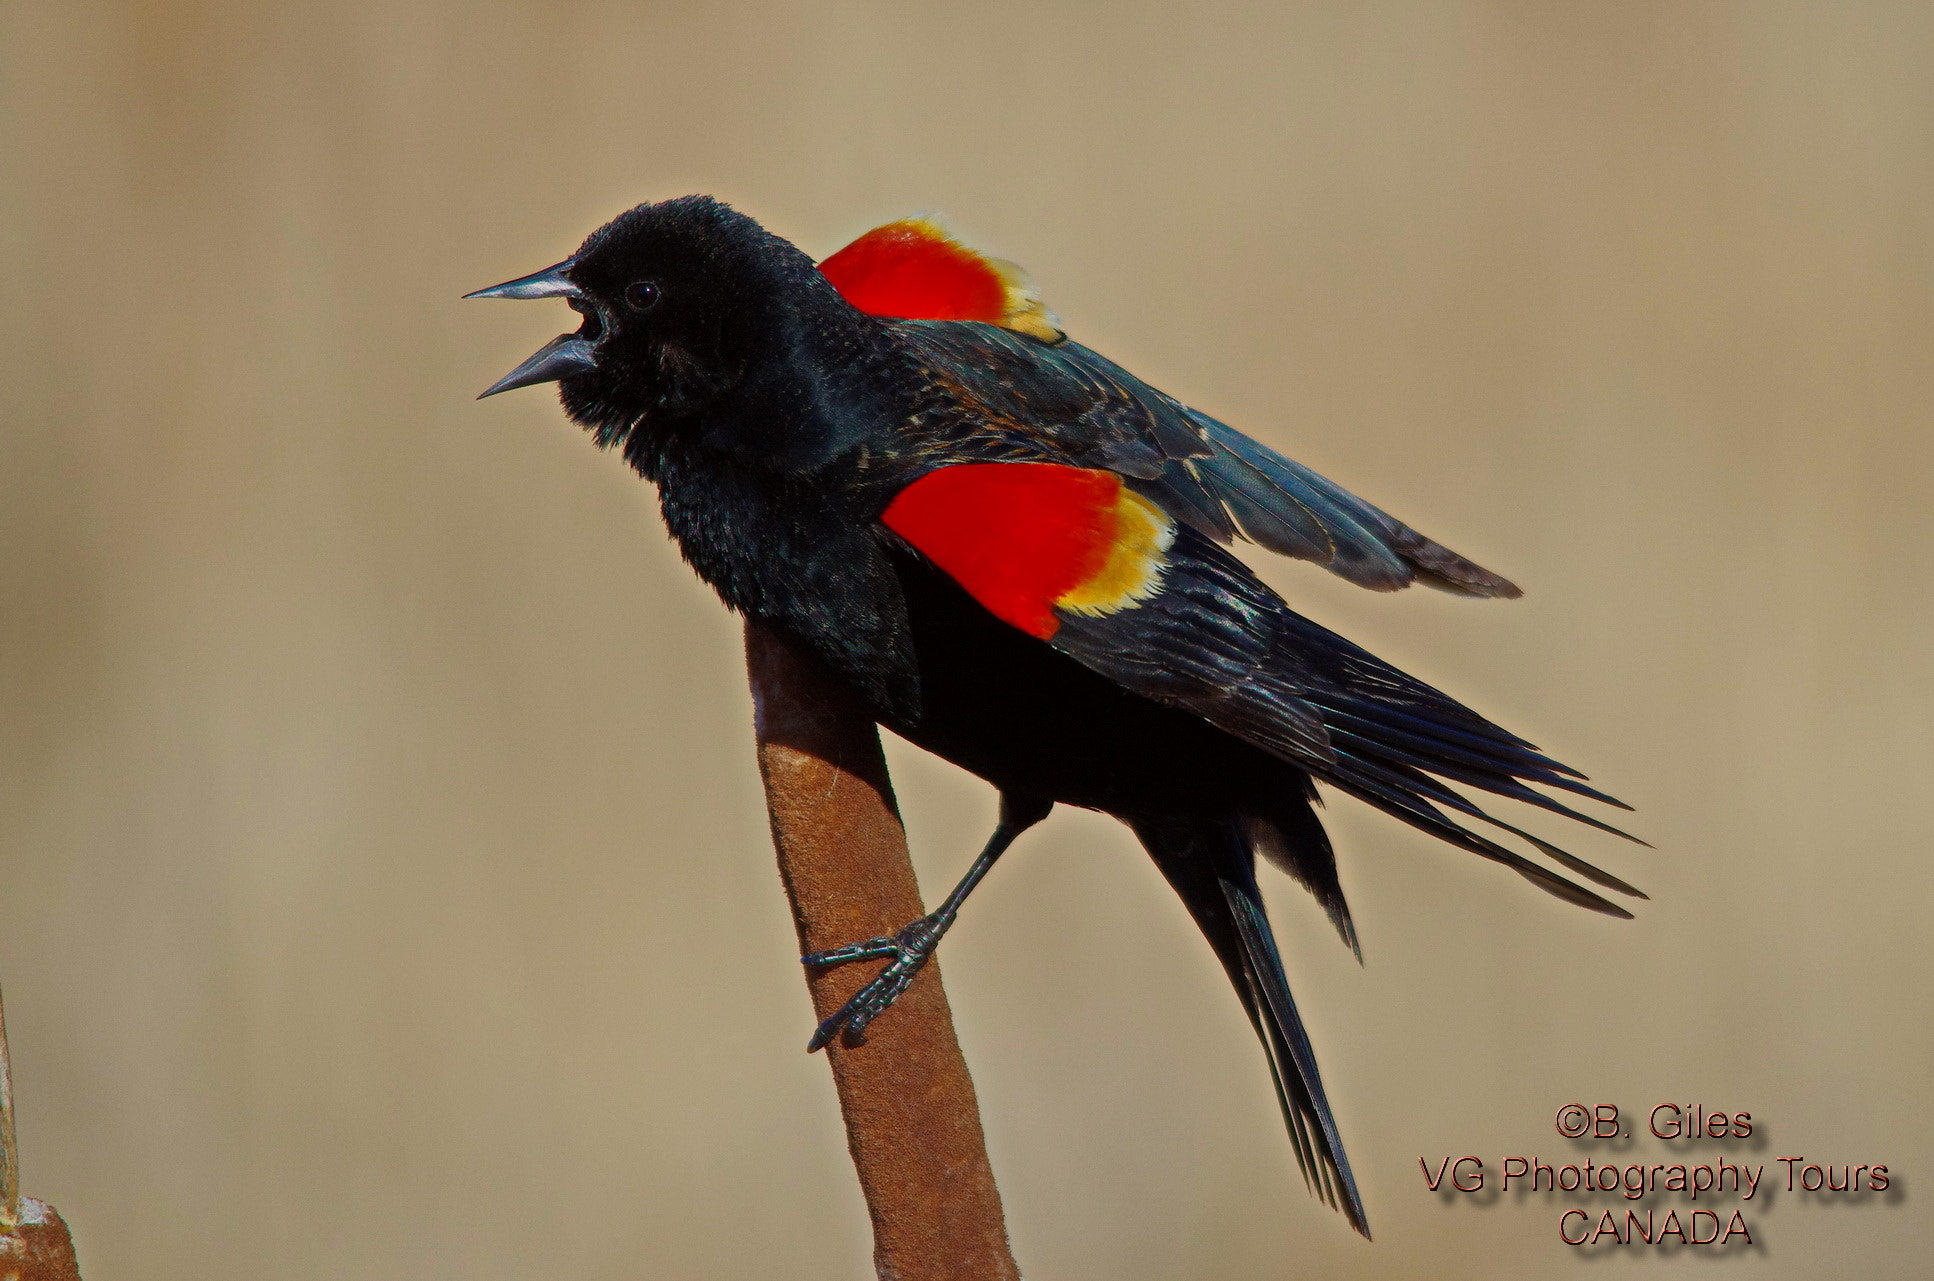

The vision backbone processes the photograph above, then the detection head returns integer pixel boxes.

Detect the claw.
[793,805,1046,1052]
[802,915,944,1051]
[801,935,898,968]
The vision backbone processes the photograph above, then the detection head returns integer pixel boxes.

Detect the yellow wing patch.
[969,231,1065,343]
[1055,488,1176,616]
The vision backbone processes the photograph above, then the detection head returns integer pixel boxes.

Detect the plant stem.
[746,624,1019,1281]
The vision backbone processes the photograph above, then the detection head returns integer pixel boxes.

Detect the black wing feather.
[1050,542,1333,765]
[1189,413,1522,597]
[887,321,1637,914]
[892,320,1516,596]
[1053,530,1639,913]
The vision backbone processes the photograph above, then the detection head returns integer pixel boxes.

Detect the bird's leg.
[803,793,1050,1051]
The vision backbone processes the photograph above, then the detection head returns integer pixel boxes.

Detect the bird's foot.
[801,914,946,1051]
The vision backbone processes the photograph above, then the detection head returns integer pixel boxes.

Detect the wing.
[882,462,1642,915]
[821,217,1519,597]
[895,324,1521,598]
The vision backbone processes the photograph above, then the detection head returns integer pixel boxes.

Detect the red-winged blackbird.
[470,196,1640,1235]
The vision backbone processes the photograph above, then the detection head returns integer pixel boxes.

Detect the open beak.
[467,257,600,397]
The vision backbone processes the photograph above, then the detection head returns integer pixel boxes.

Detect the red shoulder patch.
[819,217,1063,341]
[820,218,1007,322]
[883,464,1121,638]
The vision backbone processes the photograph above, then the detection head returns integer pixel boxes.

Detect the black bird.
[469,197,1641,1235]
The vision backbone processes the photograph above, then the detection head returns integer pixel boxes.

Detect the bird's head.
[469,195,844,451]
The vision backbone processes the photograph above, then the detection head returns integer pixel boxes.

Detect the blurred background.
[2,2,1929,1277]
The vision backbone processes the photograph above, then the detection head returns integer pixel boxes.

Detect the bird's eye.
[624,280,662,311]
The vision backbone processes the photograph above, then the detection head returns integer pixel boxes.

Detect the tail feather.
[1244,789,1359,960]
[1133,816,1371,1237]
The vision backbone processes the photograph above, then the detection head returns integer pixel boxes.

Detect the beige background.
[2,2,1929,1277]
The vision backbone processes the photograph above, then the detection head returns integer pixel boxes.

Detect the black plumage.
[469,195,1640,1238]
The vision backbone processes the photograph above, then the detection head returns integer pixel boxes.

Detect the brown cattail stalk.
[745,623,1020,1281]
[0,979,17,1233]
[0,980,84,1280]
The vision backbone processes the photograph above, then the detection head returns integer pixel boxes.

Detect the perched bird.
[469,197,1640,1235]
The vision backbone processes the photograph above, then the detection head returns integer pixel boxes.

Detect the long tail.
[1130,815,1370,1237]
